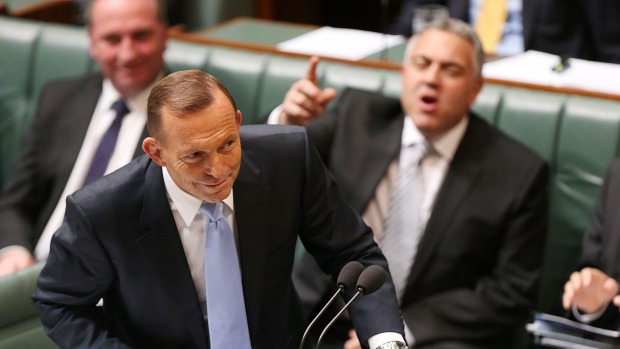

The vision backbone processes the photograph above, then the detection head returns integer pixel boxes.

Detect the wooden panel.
[10,0,76,24]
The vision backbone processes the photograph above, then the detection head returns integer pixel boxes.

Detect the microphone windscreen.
[337,261,365,291]
[356,265,386,295]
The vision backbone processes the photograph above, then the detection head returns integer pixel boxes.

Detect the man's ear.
[236,110,242,129]
[142,137,166,167]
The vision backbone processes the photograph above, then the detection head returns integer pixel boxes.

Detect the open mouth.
[421,95,437,104]
[419,94,438,112]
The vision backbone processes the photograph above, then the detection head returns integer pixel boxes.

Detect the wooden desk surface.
[171,17,620,102]
[173,17,406,70]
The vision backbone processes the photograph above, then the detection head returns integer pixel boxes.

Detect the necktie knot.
[405,140,433,169]
[199,201,224,222]
[111,99,130,118]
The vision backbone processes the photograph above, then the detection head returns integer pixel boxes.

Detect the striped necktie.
[381,141,431,299]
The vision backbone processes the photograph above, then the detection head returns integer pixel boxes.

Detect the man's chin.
[201,188,232,203]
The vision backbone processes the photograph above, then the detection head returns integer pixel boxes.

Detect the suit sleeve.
[33,194,132,349]
[575,159,620,329]
[296,129,404,344]
[402,160,549,344]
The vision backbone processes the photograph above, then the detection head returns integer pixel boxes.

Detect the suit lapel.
[137,159,208,348]
[59,75,103,183]
[404,115,486,291]
[232,152,272,340]
[352,109,404,213]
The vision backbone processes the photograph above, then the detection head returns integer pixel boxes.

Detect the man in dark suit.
[33,70,407,349]
[562,159,620,330]
[389,0,620,64]
[272,18,548,348]
[0,0,168,275]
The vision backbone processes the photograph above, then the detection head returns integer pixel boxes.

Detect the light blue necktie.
[381,141,431,300]
[200,202,252,349]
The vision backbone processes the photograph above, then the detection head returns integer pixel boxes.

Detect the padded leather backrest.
[496,89,564,163]
[31,23,93,108]
[255,55,307,117]
[0,17,43,184]
[206,47,267,125]
[164,39,211,73]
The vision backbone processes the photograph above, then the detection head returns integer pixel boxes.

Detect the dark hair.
[147,69,238,139]
[86,0,168,27]
[406,18,484,80]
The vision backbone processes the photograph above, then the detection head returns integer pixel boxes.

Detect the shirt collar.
[402,115,469,161]
[101,71,165,113]
[162,167,234,227]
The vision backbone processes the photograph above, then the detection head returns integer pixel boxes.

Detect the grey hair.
[405,18,484,80]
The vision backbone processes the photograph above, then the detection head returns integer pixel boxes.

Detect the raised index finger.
[306,56,321,86]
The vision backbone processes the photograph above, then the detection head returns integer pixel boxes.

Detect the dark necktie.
[83,99,130,186]
[200,201,252,349]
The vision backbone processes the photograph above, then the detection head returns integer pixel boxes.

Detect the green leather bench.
[0,263,56,349]
[2,16,620,347]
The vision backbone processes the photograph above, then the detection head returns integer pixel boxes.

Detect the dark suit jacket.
[32,125,404,349]
[0,73,147,251]
[389,0,620,64]
[293,88,549,348]
[574,159,620,330]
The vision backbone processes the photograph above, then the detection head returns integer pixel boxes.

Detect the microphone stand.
[315,289,363,348]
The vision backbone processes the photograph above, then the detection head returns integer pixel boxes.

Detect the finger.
[562,282,575,309]
[317,87,338,108]
[581,268,593,286]
[613,295,620,308]
[569,271,583,290]
[305,56,321,86]
[603,278,619,298]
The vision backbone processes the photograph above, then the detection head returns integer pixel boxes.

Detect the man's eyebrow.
[411,54,465,68]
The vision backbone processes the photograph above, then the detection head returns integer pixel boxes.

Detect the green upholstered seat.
[0,263,58,349]
[496,89,564,163]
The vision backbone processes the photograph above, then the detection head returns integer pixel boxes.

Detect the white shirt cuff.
[368,332,406,349]
[404,321,414,345]
[266,105,284,125]
[572,302,609,323]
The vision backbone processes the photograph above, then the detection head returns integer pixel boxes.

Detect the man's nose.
[117,38,137,61]
[203,155,224,178]
[422,65,440,84]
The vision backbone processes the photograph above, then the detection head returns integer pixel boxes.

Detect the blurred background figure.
[389,0,620,63]
[0,0,168,276]
[272,18,548,348]
[562,158,620,330]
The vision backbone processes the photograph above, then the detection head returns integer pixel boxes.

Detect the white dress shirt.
[362,115,468,345]
[161,167,238,323]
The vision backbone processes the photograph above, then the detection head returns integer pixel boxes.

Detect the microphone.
[315,265,387,349]
[298,261,365,349]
